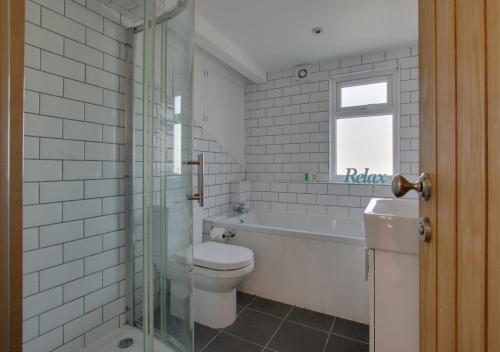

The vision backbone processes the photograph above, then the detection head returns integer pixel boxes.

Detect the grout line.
[321,316,336,352]
[260,306,293,351]
[244,307,291,321]
[198,329,222,352]
[330,332,369,345]
[284,318,334,334]
[237,294,257,315]
[223,331,269,349]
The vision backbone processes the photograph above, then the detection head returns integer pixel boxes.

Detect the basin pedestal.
[364,198,419,352]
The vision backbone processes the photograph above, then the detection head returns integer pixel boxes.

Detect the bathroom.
[3,0,499,352]
[21,0,416,350]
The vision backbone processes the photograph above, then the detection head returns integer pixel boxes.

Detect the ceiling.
[96,0,177,22]
[196,0,418,72]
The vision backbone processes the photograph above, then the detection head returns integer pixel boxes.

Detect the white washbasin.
[364,198,419,255]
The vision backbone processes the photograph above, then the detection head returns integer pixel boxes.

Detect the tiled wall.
[249,181,394,219]
[244,45,419,217]
[22,1,131,351]
[194,122,246,218]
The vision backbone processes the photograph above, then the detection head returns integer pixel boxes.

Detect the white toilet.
[193,241,254,328]
[153,205,254,329]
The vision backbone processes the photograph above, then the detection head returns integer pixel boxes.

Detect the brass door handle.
[391,172,431,200]
[187,153,204,207]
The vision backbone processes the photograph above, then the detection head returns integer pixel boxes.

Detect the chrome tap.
[234,202,249,215]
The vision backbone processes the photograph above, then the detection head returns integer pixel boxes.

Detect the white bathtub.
[204,210,369,324]
[209,211,366,245]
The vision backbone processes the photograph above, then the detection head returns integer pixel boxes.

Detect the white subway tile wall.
[244,45,419,217]
[246,45,419,182]
[23,1,129,351]
[193,122,246,218]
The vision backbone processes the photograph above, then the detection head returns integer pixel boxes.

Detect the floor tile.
[332,318,369,343]
[324,334,369,352]
[237,291,255,307]
[225,309,282,345]
[267,321,328,352]
[248,297,291,318]
[194,323,219,352]
[237,291,255,313]
[286,307,335,332]
[202,333,262,352]
[194,294,369,352]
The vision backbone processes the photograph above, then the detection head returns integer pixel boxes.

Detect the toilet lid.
[194,242,253,271]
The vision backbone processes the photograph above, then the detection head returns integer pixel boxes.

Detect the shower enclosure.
[127,0,195,351]
[125,0,195,350]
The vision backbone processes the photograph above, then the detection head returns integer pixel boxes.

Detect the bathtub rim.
[205,211,366,246]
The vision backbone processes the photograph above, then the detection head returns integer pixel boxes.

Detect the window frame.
[329,67,400,183]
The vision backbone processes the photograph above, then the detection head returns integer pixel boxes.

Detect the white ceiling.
[196,0,418,72]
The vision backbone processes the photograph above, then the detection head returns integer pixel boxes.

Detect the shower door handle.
[187,153,204,207]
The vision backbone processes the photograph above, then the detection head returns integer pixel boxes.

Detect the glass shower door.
[135,0,195,351]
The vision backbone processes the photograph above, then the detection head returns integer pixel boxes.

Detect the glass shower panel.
[130,0,195,351]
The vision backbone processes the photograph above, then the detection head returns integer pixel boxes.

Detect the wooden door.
[0,0,25,351]
[419,0,500,351]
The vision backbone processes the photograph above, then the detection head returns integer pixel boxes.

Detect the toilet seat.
[194,262,254,280]
[193,242,253,271]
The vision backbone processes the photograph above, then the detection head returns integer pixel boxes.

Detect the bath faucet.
[234,202,249,215]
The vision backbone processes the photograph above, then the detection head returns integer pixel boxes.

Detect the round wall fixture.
[298,68,308,79]
[312,27,324,35]
[294,65,312,82]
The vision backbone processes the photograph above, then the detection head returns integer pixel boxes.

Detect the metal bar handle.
[187,153,204,207]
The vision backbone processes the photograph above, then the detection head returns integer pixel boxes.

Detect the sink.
[364,198,419,255]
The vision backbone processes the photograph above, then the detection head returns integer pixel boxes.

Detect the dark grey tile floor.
[195,292,369,352]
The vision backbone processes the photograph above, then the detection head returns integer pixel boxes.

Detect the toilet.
[193,241,254,328]
[153,205,254,329]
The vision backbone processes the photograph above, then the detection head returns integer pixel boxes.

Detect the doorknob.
[391,172,431,200]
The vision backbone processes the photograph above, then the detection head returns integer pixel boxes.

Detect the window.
[330,69,399,182]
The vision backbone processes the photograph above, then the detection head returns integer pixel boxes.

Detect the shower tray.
[82,325,173,352]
